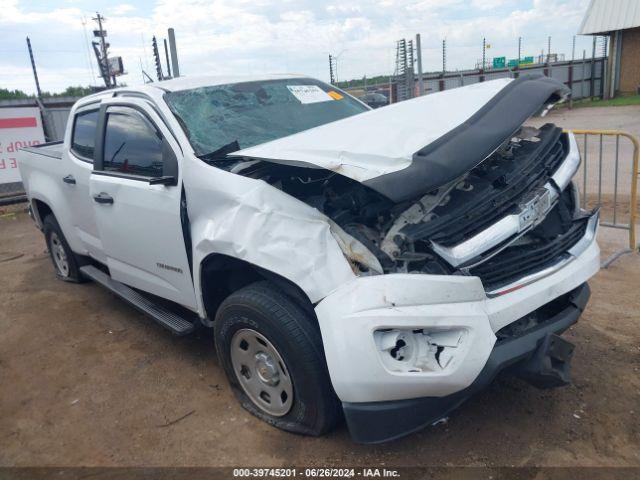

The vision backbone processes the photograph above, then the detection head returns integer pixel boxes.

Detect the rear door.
[89,98,196,309]
[64,104,105,262]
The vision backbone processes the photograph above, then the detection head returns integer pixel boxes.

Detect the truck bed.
[20,141,64,160]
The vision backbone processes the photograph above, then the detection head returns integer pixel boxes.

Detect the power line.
[81,15,97,86]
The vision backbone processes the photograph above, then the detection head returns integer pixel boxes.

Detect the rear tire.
[43,215,85,283]
[214,281,341,436]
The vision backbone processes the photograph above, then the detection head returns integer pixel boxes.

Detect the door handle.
[62,175,76,185]
[93,192,114,205]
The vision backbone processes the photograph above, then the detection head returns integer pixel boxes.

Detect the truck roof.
[155,73,309,92]
[74,73,312,107]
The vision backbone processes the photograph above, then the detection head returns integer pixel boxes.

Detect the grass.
[564,94,640,109]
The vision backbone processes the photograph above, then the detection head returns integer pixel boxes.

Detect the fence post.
[582,50,586,100]
[569,36,575,108]
[590,36,596,99]
[600,36,608,99]
[570,130,639,251]
[568,62,574,108]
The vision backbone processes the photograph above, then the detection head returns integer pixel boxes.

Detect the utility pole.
[482,37,486,70]
[152,36,163,80]
[26,37,55,140]
[395,39,413,100]
[442,39,447,73]
[415,33,424,96]
[164,39,172,78]
[26,37,42,98]
[407,39,415,96]
[92,12,113,88]
[329,54,335,84]
[518,36,522,64]
[407,40,414,70]
[547,36,552,77]
[514,36,522,78]
[329,51,345,84]
[167,28,180,78]
[440,39,447,92]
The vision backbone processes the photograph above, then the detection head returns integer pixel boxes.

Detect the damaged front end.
[164,73,594,293]
[232,122,594,296]
[217,74,596,294]
[376,123,596,296]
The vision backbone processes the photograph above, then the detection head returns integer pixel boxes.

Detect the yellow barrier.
[567,130,639,251]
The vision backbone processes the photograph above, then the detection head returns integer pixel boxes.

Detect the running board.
[80,265,196,335]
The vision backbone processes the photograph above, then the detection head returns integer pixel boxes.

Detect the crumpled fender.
[184,157,356,314]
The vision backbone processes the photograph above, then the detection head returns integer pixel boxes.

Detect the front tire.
[43,215,84,283]
[214,281,341,436]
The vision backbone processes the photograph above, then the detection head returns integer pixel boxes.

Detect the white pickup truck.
[18,74,600,443]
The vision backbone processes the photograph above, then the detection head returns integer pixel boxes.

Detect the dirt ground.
[1,105,640,469]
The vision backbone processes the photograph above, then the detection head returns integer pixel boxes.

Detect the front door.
[89,99,196,310]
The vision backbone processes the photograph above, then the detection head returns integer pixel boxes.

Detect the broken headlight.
[374,328,467,373]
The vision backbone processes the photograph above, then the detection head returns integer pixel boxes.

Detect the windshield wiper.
[198,140,241,162]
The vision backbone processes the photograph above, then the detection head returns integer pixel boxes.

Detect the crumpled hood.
[230,74,570,202]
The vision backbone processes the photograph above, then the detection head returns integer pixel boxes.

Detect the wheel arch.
[199,253,316,326]
[31,197,54,227]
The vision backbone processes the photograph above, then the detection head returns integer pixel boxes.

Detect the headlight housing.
[374,328,467,373]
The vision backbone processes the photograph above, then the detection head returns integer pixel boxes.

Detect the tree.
[0,85,95,100]
[0,88,31,100]
[57,86,93,97]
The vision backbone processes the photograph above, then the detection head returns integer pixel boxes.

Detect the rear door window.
[71,110,99,161]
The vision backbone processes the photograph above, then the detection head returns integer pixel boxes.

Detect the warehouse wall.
[619,27,640,94]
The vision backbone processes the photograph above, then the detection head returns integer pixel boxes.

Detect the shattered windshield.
[164,78,369,158]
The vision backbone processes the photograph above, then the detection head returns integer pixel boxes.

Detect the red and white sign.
[0,107,45,184]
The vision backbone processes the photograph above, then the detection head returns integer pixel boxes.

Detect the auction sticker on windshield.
[287,85,334,104]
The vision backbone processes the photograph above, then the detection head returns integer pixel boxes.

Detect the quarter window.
[102,110,163,177]
[71,110,99,161]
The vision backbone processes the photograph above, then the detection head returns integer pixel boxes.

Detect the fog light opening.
[374,328,465,373]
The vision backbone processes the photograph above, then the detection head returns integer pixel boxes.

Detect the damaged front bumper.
[341,283,590,443]
[314,214,599,443]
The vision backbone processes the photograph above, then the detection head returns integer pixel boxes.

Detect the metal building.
[580,0,640,96]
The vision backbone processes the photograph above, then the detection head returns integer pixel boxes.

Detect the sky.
[0,0,599,94]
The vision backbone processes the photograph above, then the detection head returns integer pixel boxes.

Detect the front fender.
[184,158,356,316]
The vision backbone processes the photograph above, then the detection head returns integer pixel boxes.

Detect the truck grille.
[468,217,589,290]
[402,124,568,247]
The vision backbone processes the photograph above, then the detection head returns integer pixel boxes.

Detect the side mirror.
[158,138,178,186]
